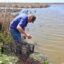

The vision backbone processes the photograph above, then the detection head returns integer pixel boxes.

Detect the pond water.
[24,4,64,64]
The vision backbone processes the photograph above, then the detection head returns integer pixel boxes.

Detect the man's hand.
[23,34,32,39]
[26,34,32,39]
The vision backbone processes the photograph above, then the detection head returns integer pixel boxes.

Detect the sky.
[0,0,64,3]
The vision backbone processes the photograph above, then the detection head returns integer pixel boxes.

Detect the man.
[9,14,36,55]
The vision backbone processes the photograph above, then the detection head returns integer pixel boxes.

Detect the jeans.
[9,28,21,43]
[9,28,23,56]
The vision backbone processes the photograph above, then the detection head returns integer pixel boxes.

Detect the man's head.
[28,14,36,23]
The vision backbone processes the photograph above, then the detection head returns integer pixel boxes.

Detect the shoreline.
[0,3,50,8]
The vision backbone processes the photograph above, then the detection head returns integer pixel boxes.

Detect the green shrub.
[0,32,12,54]
[0,32,12,44]
[0,54,18,64]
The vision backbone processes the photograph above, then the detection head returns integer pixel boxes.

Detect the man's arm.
[17,25,32,39]
[17,24,27,36]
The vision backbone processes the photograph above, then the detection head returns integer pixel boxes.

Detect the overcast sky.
[0,0,64,3]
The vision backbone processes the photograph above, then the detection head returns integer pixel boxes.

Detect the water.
[25,4,64,64]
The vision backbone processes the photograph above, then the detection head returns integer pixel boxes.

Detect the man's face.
[28,15,36,23]
[29,16,33,23]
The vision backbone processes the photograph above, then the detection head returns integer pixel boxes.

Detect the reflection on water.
[26,4,64,64]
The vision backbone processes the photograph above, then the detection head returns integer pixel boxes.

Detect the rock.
[26,52,49,64]
[19,41,35,61]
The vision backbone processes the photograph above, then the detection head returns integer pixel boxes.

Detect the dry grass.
[0,3,49,8]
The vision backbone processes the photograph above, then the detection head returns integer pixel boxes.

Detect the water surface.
[25,4,64,64]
